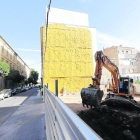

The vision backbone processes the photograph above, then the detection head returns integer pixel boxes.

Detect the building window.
[126,51,128,54]
[1,59,4,62]
[2,46,4,52]
[10,63,12,69]
[10,54,12,59]
[13,65,15,69]
[17,60,19,64]
[6,61,8,64]
[7,50,9,56]
[13,56,15,61]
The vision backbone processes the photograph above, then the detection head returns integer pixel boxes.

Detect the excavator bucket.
[81,88,104,108]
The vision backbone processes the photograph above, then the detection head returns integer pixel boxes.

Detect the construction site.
[59,91,140,140]
[41,7,140,140]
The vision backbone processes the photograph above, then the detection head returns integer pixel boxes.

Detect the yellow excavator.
[81,51,140,110]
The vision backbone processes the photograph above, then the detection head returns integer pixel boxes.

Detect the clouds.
[97,31,124,46]
[96,31,128,50]
[17,48,41,52]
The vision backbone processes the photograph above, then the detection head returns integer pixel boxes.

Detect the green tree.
[30,68,39,84]
[6,69,20,83]
[25,80,28,86]
[6,69,25,83]
[135,80,140,84]
[28,77,33,85]
[0,62,10,77]
[18,75,25,83]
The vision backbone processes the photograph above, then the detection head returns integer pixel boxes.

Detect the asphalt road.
[0,88,39,126]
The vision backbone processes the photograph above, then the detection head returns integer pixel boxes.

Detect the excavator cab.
[119,77,133,95]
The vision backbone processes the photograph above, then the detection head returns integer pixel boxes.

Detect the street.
[0,88,37,126]
[0,88,46,140]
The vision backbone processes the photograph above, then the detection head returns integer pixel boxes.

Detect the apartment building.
[101,45,140,84]
[0,35,30,89]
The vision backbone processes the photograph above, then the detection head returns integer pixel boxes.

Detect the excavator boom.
[93,51,119,93]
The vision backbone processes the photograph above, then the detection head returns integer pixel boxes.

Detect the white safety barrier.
[44,85,102,140]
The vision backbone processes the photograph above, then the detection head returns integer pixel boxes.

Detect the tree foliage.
[135,80,140,84]
[0,62,10,77]
[30,68,39,84]
[19,75,25,83]
[24,80,28,86]
[28,77,33,84]
[6,69,25,83]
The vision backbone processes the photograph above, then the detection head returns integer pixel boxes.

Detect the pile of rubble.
[78,95,140,140]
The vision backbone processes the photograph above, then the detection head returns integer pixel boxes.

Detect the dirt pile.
[78,106,140,140]
[60,93,140,140]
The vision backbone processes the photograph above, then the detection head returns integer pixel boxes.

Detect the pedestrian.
[41,87,43,96]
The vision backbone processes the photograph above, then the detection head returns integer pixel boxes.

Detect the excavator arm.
[93,51,119,93]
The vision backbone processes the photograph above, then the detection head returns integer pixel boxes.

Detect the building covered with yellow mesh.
[41,24,94,93]
[40,7,97,93]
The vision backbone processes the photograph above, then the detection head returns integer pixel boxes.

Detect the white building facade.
[101,45,140,84]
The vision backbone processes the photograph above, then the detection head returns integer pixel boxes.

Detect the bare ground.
[59,92,140,140]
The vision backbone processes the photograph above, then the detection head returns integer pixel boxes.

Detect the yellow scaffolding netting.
[43,24,94,93]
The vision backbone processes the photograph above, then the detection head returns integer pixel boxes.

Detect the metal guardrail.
[44,85,102,140]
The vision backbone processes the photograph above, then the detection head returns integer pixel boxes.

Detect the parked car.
[2,89,12,98]
[21,87,26,92]
[16,87,21,93]
[0,92,5,100]
[25,86,29,91]
[35,85,40,88]
[11,89,17,95]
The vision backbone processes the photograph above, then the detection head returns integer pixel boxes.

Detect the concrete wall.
[103,46,119,66]
[88,27,97,71]
[47,7,89,27]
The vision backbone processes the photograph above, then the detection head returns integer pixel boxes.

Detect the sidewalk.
[0,89,46,140]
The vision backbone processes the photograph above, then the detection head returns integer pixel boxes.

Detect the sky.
[1,0,140,79]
